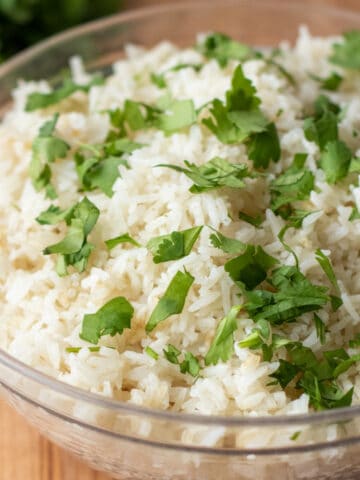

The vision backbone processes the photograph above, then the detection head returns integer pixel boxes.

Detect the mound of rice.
[1,26,360,420]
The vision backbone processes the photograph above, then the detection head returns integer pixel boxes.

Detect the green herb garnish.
[197,32,252,67]
[330,31,360,70]
[225,245,278,290]
[80,296,134,344]
[105,233,141,250]
[270,154,314,218]
[30,113,70,198]
[75,138,142,197]
[147,226,202,263]
[157,157,252,193]
[25,75,104,111]
[43,196,99,276]
[163,344,201,377]
[145,270,194,333]
[145,346,159,360]
[205,305,241,365]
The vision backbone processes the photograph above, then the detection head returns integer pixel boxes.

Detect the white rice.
[1,26,360,425]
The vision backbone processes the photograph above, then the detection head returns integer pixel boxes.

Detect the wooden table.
[2,0,360,478]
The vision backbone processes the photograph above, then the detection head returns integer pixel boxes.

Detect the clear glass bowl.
[1,1,360,478]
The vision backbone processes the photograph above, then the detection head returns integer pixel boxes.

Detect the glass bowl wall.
[1,1,360,478]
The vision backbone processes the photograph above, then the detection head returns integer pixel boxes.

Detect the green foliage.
[0,0,122,60]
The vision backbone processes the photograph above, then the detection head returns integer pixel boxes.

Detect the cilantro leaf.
[225,245,278,290]
[197,32,252,67]
[330,31,360,70]
[147,226,202,263]
[202,65,280,168]
[247,122,281,169]
[105,233,141,250]
[30,113,70,198]
[150,63,203,89]
[314,313,326,345]
[349,333,360,348]
[270,153,314,217]
[303,95,340,150]
[315,249,342,310]
[239,319,271,350]
[205,305,241,365]
[157,157,252,193]
[145,346,159,360]
[163,345,201,377]
[66,346,101,353]
[25,75,104,111]
[145,270,194,333]
[163,344,181,364]
[75,139,142,197]
[244,266,329,325]
[349,206,360,221]
[270,359,300,389]
[309,72,343,91]
[319,140,352,184]
[80,296,134,344]
[209,229,246,254]
[203,65,267,144]
[43,197,99,276]
[238,211,263,228]
[36,204,74,225]
[180,352,201,377]
[155,99,197,135]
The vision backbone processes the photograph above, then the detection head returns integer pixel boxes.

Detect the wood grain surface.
[1,0,360,479]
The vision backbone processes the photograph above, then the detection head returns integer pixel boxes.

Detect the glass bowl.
[1,1,360,478]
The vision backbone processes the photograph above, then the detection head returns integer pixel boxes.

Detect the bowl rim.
[1,0,360,432]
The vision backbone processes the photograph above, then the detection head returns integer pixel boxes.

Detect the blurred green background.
[0,0,123,61]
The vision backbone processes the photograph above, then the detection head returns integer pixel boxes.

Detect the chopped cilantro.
[151,63,203,89]
[80,296,134,345]
[309,71,343,91]
[105,233,141,250]
[247,122,281,169]
[75,139,142,197]
[349,333,360,348]
[66,346,101,353]
[319,140,352,184]
[205,305,241,365]
[43,196,99,276]
[157,157,252,193]
[197,32,252,67]
[238,211,263,228]
[145,270,194,333]
[163,345,201,377]
[209,229,246,254]
[147,226,202,263]
[349,206,360,221]
[268,342,356,410]
[163,344,181,364]
[36,204,74,225]
[30,113,70,198]
[303,95,340,150]
[244,265,329,325]
[25,75,104,111]
[203,65,280,168]
[155,99,197,135]
[315,249,342,310]
[270,153,314,218]
[330,31,360,70]
[145,346,159,360]
[203,65,267,144]
[290,431,301,441]
[239,319,271,350]
[314,313,326,345]
[225,245,278,290]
